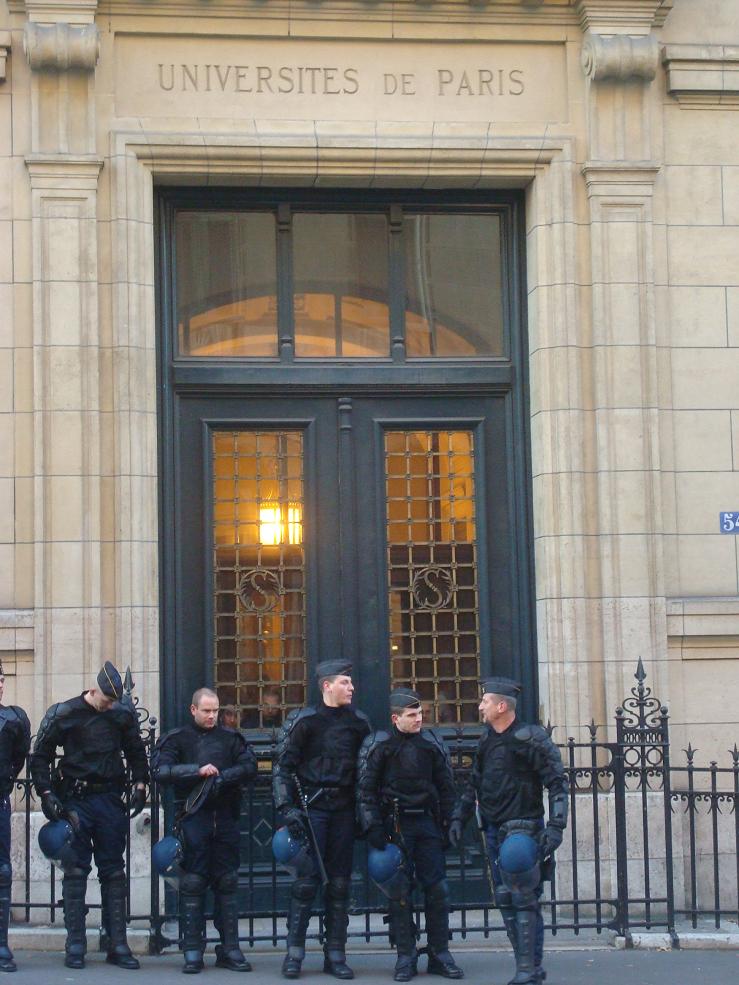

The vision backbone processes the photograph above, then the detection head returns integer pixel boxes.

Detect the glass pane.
[384,430,481,725]
[177,212,278,357]
[405,214,504,357]
[212,430,306,730]
[293,213,390,357]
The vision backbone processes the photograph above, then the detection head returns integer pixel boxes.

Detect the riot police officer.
[29,662,148,970]
[272,660,371,980]
[0,666,31,973]
[153,687,258,974]
[357,688,463,982]
[448,678,568,985]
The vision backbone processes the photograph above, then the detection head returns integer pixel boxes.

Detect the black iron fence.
[9,661,739,951]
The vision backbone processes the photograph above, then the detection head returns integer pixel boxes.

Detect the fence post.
[612,708,631,944]
[659,706,678,948]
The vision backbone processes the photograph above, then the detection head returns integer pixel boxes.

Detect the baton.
[476,802,497,903]
[294,777,329,887]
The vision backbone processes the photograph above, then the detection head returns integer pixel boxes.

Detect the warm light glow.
[260,503,303,545]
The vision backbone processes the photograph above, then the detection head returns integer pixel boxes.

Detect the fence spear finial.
[635,657,646,683]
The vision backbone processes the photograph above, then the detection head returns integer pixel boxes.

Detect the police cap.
[97,661,124,700]
[389,688,421,710]
[480,677,521,699]
[316,660,352,680]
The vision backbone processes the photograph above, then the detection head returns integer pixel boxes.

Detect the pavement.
[3,945,738,985]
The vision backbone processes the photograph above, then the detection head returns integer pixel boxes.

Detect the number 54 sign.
[720,512,739,533]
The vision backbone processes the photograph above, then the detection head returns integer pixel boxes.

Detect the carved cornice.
[576,0,673,35]
[581,161,660,197]
[25,153,103,188]
[24,21,99,72]
[0,32,10,84]
[582,31,659,82]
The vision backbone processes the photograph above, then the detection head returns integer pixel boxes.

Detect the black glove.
[283,808,305,839]
[447,819,464,849]
[129,786,147,818]
[204,775,224,806]
[40,791,64,822]
[367,825,388,851]
[540,825,563,859]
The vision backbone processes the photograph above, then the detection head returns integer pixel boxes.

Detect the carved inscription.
[115,38,567,124]
[156,63,527,99]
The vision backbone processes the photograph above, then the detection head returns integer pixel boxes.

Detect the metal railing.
[10,661,738,951]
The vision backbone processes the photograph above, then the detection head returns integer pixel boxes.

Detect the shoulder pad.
[354,709,371,725]
[421,727,448,755]
[513,723,549,744]
[361,730,391,755]
[158,726,186,745]
[285,706,316,730]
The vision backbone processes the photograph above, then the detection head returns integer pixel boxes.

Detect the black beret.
[97,661,124,701]
[316,660,353,680]
[480,677,521,699]
[390,688,421,710]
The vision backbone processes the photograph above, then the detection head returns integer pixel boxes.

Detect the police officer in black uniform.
[358,688,463,982]
[448,678,567,985]
[0,666,31,973]
[29,662,148,970]
[273,660,371,980]
[153,687,257,975]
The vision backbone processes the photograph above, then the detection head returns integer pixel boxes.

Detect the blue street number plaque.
[720,512,739,533]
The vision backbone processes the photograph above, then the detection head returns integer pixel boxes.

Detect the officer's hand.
[447,819,464,849]
[205,775,224,804]
[283,808,305,839]
[40,791,64,822]
[198,764,219,777]
[129,786,147,818]
[540,825,563,858]
[367,826,388,851]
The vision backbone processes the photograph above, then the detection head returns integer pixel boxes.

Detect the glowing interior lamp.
[259,503,302,545]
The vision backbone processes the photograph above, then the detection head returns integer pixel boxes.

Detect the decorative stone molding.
[663,44,739,108]
[0,32,10,83]
[582,31,659,81]
[23,21,99,72]
[576,0,673,34]
[667,598,739,659]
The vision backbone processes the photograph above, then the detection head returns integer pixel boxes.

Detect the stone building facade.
[0,0,738,777]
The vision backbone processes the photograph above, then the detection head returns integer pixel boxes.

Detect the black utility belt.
[64,778,123,797]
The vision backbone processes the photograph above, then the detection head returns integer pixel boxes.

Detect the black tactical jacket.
[0,705,31,797]
[357,726,458,831]
[30,694,149,795]
[272,702,371,813]
[153,722,257,817]
[454,717,567,829]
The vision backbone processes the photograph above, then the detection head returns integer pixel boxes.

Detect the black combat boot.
[282,878,318,979]
[0,864,16,972]
[322,878,354,980]
[213,877,251,972]
[388,899,417,983]
[62,873,88,969]
[180,882,207,975]
[508,909,538,985]
[102,872,140,969]
[423,881,463,979]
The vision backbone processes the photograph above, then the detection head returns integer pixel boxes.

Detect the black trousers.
[181,806,240,883]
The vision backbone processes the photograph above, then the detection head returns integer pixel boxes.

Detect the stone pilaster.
[23,0,103,715]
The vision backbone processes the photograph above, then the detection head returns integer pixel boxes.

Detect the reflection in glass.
[384,430,481,725]
[405,214,505,357]
[177,212,278,357]
[293,213,390,357]
[212,430,306,730]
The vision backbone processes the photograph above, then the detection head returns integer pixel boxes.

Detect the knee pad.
[326,877,350,901]
[100,869,126,887]
[381,867,412,903]
[61,866,88,880]
[0,864,11,888]
[494,888,513,911]
[424,880,449,906]
[214,870,239,894]
[181,872,208,896]
[500,863,540,908]
[292,877,320,903]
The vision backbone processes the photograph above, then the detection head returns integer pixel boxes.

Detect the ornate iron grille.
[212,430,306,729]
[384,430,480,724]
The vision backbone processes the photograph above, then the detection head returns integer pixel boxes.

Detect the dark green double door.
[172,390,527,730]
